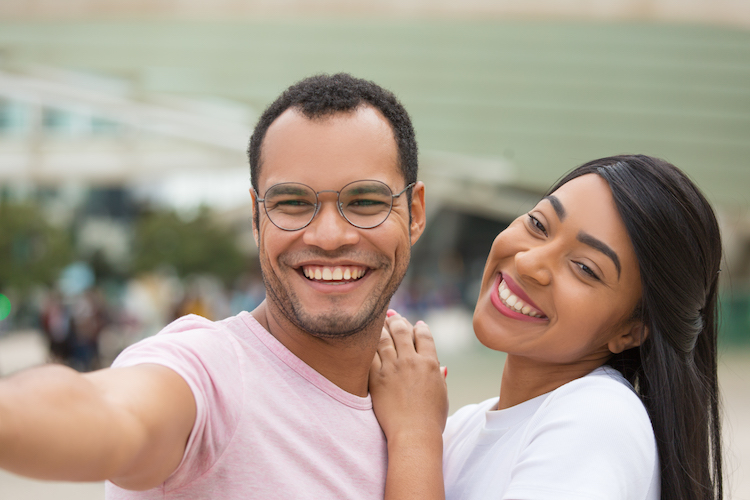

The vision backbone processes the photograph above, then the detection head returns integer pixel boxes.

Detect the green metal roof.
[1,19,748,207]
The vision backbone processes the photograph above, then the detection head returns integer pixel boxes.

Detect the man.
[0,73,426,498]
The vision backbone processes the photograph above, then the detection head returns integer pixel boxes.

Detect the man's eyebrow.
[267,185,309,196]
[543,195,566,221]
[577,232,622,278]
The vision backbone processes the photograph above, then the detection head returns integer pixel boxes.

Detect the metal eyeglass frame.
[254,180,415,231]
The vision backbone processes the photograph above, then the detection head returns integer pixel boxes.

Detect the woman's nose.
[515,244,554,286]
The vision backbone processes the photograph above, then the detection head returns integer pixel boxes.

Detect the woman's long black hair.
[549,155,723,500]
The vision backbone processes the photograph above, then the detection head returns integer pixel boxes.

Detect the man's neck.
[250,301,381,397]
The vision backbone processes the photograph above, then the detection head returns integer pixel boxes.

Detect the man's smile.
[301,265,368,283]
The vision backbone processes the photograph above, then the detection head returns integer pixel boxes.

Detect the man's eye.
[278,199,311,206]
[349,199,386,207]
[345,198,389,215]
[270,199,315,212]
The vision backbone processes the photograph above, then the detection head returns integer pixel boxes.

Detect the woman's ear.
[608,322,650,354]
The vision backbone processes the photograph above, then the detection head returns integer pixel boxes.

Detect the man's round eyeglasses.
[255,180,415,231]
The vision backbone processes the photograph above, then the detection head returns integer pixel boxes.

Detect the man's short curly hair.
[247,73,418,196]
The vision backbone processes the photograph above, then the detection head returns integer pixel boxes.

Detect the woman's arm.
[369,310,448,500]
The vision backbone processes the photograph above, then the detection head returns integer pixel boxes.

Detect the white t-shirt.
[443,365,659,500]
[105,312,387,500]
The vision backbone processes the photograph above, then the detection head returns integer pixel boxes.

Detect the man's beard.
[259,248,410,339]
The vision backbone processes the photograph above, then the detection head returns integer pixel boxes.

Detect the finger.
[386,314,417,356]
[376,325,398,362]
[413,320,438,359]
[384,310,413,333]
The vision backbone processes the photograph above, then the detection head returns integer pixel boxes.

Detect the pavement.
[1,330,749,500]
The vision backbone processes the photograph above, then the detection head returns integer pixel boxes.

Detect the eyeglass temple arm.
[392,182,416,198]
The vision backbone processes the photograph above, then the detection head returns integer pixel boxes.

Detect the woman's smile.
[491,273,548,321]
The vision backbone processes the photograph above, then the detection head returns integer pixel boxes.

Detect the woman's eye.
[527,214,548,236]
[576,262,601,281]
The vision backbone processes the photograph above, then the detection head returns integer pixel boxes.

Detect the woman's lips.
[490,273,548,322]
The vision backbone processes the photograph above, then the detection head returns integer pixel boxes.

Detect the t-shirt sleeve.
[111,314,245,490]
[503,378,658,500]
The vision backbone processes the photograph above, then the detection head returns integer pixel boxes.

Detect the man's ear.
[250,188,260,247]
[608,321,649,354]
[409,181,426,246]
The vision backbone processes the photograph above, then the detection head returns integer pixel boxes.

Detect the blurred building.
[1,6,749,341]
[0,0,749,27]
[0,66,254,267]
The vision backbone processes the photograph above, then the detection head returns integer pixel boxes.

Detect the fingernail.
[386,309,397,317]
[441,366,448,378]
[416,320,426,326]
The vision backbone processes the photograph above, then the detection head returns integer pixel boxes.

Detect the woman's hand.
[370,310,448,438]
[369,310,448,500]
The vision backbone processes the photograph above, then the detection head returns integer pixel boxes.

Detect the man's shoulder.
[112,312,261,368]
[161,311,254,336]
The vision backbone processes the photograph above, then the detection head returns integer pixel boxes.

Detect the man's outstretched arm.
[0,362,196,490]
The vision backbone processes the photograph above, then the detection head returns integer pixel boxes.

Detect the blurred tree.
[0,201,74,294]
[131,207,247,285]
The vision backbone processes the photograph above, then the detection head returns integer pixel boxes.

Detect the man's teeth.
[498,278,544,318]
[303,266,365,281]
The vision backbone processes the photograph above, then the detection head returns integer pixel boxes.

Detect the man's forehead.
[257,105,401,188]
[266,104,392,139]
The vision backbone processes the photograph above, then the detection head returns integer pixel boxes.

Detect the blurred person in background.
[69,287,109,371]
[40,289,75,364]
[172,285,210,320]
[371,155,723,500]
[41,283,108,371]
[0,73,426,499]
[229,270,266,317]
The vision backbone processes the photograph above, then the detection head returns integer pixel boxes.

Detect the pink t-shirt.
[105,312,387,500]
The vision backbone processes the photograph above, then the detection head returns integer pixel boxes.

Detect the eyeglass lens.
[263,180,396,230]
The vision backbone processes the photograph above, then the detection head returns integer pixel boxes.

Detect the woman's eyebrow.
[543,194,621,279]
[543,195,566,221]
[577,232,622,279]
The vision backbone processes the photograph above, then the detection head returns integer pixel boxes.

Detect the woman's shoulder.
[549,365,642,407]
[506,366,659,499]
[535,365,653,439]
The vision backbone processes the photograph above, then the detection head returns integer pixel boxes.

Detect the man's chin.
[290,309,383,339]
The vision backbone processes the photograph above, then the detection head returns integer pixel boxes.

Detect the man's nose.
[301,198,361,250]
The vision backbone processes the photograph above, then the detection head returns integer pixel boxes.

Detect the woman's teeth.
[303,266,365,281]
[498,278,544,318]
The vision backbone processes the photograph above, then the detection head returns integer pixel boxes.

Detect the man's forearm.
[0,364,142,481]
[0,362,195,489]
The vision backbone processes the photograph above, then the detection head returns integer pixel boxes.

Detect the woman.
[370,155,723,500]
